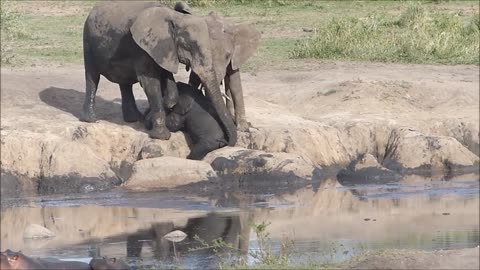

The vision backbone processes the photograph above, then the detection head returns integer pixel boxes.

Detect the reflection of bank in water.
[121,211,250,269]
[0,174,478,267]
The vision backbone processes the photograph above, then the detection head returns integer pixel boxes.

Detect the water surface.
[1,174,479,269]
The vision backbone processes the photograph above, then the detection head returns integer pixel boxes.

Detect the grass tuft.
[290,2,480,65]
[1,0,29,65]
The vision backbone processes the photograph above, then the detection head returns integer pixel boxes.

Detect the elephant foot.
[149,128,171,140]
[143,119,153,130]
[123,109,144,123]
[80,109,97,123]
[144,109,170,139]
[142,108,153,130]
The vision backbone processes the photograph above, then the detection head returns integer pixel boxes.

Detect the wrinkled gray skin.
[186,15,260,132]
[81,1,260,145]
[188,59,252,132]
[165,82,227,160]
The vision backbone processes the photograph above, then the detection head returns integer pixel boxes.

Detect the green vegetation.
[1,1,28,64]
[1,0,478,68]
[180,221,341,269]
[290,2,480,64]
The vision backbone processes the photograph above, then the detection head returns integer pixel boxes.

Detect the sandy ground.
[1,62,479,268]
[1,63,478,176]
[2,62,478,154]
[2,62,478,130]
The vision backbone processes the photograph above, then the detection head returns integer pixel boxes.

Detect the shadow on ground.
[38,87,149,127]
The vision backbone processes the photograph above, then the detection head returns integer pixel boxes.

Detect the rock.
[1,132,121,195]
[23,224,55,239]
[337,153,401,185]
[163,230,187,242]
[352,153,382,170]
[237,121,351,167]
[138,142,164,159]
[123,157,217,190]
[203,147,322,181]
[381,128,479,175]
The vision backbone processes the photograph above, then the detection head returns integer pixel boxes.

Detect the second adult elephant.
[187,15,261,132]
[81,2,259,145]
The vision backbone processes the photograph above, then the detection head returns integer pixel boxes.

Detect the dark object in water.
[90,256,131,270]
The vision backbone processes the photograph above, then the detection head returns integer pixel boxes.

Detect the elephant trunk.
[203,77,237,146]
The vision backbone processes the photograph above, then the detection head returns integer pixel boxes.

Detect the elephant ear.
[130,7,179,74]
[231,24,261,70]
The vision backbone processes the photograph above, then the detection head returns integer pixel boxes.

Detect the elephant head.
[205,11,260,79]
[130,7,260,146]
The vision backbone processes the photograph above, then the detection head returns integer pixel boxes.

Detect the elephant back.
[83,1,166,62]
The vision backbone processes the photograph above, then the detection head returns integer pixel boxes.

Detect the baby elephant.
[166,82,228,160]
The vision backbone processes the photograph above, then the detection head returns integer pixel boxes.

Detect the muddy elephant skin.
[81,1,259,145]
[165,82,228,160]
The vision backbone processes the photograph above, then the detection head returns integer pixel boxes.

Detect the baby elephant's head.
[173,82,196,115]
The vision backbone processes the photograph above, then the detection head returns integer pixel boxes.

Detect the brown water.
[1,174,479,269]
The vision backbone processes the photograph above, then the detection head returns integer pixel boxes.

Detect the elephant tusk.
[222,93,231,101]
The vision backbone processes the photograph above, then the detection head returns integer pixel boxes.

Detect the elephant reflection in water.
[126,212,251,263]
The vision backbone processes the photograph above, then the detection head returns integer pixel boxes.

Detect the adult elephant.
[81,1,259,145]
[187,16,260,132]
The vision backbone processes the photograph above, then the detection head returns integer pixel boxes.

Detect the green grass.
[1,1,29,64]
[1,0,478,68]
[290,2,480,64]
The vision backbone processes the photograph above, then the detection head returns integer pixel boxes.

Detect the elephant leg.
[81,65,100,122]
[161,72,178,110]
[135,54,172,140]
[120,84,143,122]
[137,74,171,140]
[126,234,144,257]
[187,140,226,160]
[225,67,249,131]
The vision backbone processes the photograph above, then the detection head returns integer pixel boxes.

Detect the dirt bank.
[1,62,479,195]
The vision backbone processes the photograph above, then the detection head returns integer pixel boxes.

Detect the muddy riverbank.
[1,63,479,196]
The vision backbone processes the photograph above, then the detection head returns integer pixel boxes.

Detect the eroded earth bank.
[1,63,480,269]
[1,62,479,196]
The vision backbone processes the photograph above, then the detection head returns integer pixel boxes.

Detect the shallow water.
[1,174,479,269]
